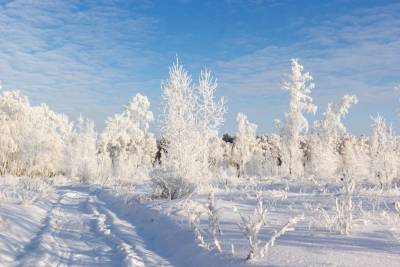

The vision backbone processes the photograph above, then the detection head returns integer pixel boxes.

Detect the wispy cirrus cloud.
[0,1,398,135]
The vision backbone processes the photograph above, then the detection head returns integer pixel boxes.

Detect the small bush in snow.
[0,177,54,205]
[151,167,196,200]
[313,206,336,232]
[391,201,400,241]
[184,200,208,249]
[206,192,223,252]
[237,192,268,260]
[236,192,304,261]
[335,178,355,235]
[183,192,223,252]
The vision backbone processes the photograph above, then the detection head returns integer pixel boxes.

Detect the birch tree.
[280,59,317,177]
[309,95,358,180]
[160,60,201,181]
[233,112,258,177]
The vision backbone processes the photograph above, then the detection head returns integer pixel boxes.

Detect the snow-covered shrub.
[151,167,196,200]
[335,133,363,235]
[0,176,54,205]
[182,193,223,252]
[184,200,208,249]
[206,192,223,252]
[313,206,337,232]
[335,178,355,235]
[237,192,268,260]
[236,192,303,261]
[17,177,54,204]
[279,59,317,178]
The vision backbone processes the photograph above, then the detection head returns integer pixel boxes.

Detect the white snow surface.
[0,179,399,267]
[0,184,173,266]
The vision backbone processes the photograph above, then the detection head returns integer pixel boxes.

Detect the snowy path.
[2,182,399,266]
[14,185,172,267]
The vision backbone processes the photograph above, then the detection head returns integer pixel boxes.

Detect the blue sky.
[0,0,399,135]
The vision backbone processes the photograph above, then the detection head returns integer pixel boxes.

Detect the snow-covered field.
[1,177,399,267]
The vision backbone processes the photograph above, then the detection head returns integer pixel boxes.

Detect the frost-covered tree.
[233,113,258,177]
[370,115,398,187]
[337,134,370,182]
[355,135,371,179]
[309,95,358,180]
[160,60,227,177]
[280,59,317,177]
[160,60,201,181]
[0,90,26,174]
[124,93,157,169]
[0,89,73,176]
[197,69,226,175]
[69,115,98,182]
[21,104,72,176]
[320,95,358,137]
[250,134,283,177]
[100,93,156,179]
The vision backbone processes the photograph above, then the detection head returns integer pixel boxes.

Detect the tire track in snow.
[14,191,63,265]
[87,198,145,267]
[14,185,172,267]
[15,188,115,266]
[86,194,172,267]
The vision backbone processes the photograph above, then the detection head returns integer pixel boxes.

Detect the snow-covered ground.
[0,177,399,267]
[0,178,231,267]
[0,183,172,266]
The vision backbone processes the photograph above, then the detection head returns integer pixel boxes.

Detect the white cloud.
[0,1,398,135]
